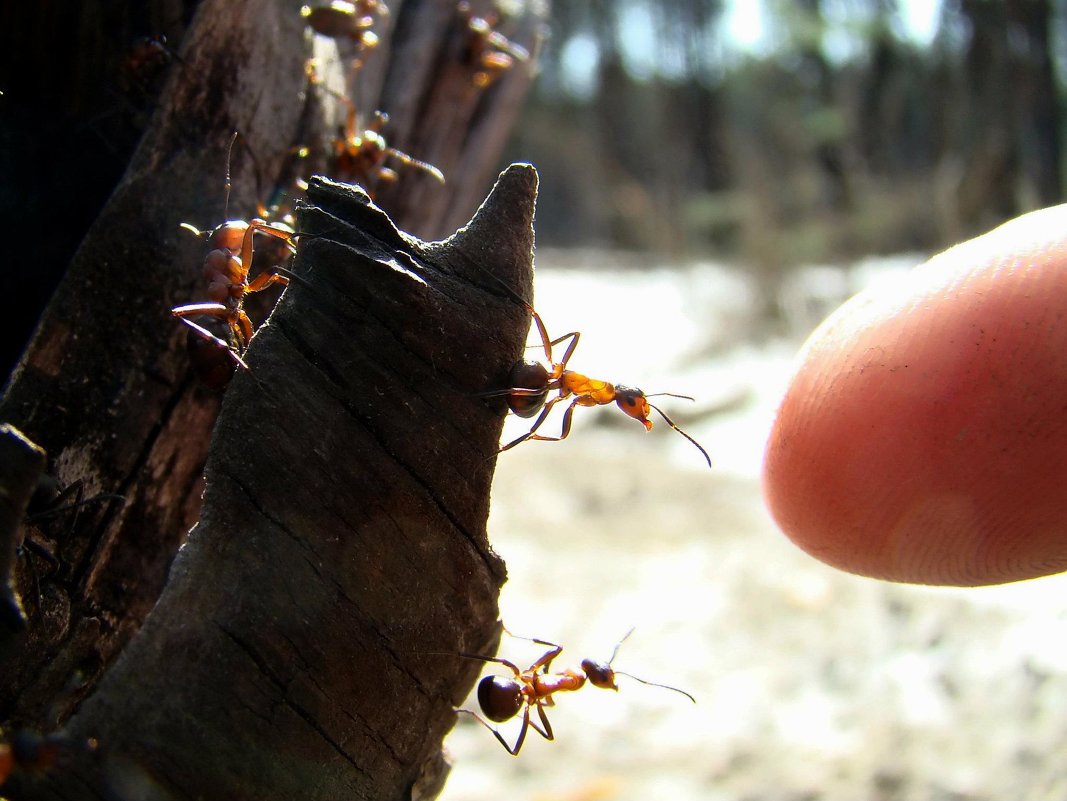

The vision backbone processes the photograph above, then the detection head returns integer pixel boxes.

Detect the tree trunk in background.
[1006,0,1062,208]
[0,0,545,796]
[954,0,1020,235]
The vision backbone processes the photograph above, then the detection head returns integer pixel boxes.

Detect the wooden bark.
[4,163,536,799]
[0,427,47,634]
[0,0,544,796]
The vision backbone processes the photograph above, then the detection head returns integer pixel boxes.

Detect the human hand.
[762,205,1067,586]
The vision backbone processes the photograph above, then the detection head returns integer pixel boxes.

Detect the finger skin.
[763,206,1067,585]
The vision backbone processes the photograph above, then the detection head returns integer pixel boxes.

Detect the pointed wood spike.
[425,162,538,300]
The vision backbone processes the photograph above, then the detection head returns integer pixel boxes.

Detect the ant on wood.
[332,104,445,193]
[457,1,530,88]
[301,1,388,47]
[488,294,713,468]
[457,629,695,755]
[171,134,297,371]
[304,61,445,195]
[301,1,388,82]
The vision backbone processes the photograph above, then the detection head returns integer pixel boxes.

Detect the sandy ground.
[435,256,1067,801]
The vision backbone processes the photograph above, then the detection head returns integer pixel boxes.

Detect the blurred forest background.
[4,0,1065,378]
[504,0,1064,318]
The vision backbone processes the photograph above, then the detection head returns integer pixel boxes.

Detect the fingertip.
[763,206,1067,586]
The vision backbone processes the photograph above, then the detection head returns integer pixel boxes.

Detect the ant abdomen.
[477,675,524,722]
[506,360,550,417]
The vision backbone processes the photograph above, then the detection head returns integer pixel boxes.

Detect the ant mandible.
[495,301,713,468]
[171,134,297,369]
[458,629,695,756]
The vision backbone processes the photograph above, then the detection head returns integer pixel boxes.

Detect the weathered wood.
[5,165,536,799]
[0,427,47,634]
[0,0,545,747]
[0,0,313,731]
[370,0,547,238]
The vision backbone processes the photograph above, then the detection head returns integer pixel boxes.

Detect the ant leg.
[515,639,564,673]
[377,166,399,187]
[551,332,580,370]
[386,148,445,183]
[499,396,566,453]
[523,398,581,444]
[172,301,232,319]
[528,701,554,741]
[456,652,524,678]
[229,310,255,352]
[526,309,579,367]
[528,310,553,361]
[457,707,530,756]
[245,270,290,294]
[174,316,248,369]
[238,221,295,279]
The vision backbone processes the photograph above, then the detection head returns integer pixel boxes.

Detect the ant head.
[477,675,525,723]
[613,386,653,431]
[579,658,619,691]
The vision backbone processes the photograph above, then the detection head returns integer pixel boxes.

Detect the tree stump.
[0,0,546,796]
[4,164,537,799]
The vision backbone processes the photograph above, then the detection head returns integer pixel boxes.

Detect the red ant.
[332,105,445,194]
[492,300,712,468]
[171,135,297,370]
[301,0,388,45]
[457,2,530,88]
[304,61,445,195]
[301,1,388,79]
[301,1,388,39]
[457,629,695,755]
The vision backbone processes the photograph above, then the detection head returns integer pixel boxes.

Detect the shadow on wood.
[5,165,537,800]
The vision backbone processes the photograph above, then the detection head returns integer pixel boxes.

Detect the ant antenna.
[606,626,636,665]
[646,392,695,402]
[223,130,239,221]
[605,627,696,704]
[613,670,697,704]
[644,398,712,468]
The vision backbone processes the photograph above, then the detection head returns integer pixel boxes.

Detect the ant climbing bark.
[455,629,695,756]
[171,133,297,374]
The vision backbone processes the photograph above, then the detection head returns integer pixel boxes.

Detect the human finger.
[763,205,1067,585]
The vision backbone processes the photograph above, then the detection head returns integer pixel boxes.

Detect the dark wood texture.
[4,164,537,800]
[0,427,47,634]
[0,0,544,796]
